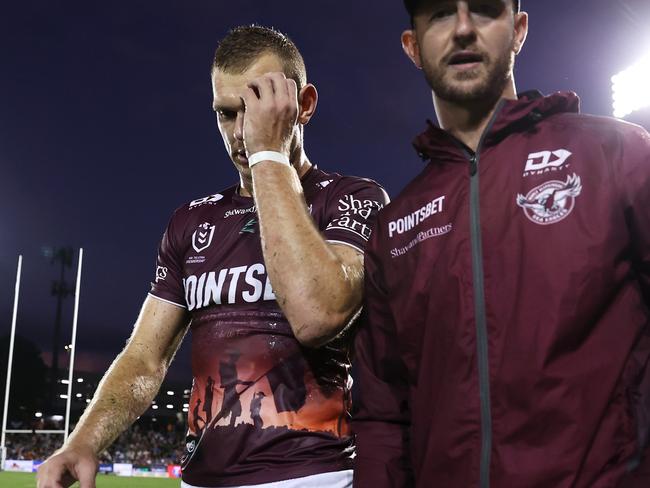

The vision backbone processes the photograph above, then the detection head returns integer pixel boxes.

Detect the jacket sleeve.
[619,126,650,305]
[353,229,414,487]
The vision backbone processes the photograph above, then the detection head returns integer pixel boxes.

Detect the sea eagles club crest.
[516,173,582,225]
[192,222,216,253]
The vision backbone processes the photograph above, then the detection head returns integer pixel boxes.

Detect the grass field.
[0,472,181,487]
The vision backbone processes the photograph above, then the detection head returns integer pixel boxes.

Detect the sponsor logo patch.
[239,218,257,234]
[388,196,445,238]
[523,149,572,177]
[183,263,276,310]
[186,440,196,453]
[390,223,453,258]
[326,194,384,240]
[317,179,333,189]
[155,266,168,283]
[189,193,223,209]
[224,206,255,219]
[516,173,582,225]
[192,222,216,253]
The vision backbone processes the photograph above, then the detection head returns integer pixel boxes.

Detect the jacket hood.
[412,91,581,161]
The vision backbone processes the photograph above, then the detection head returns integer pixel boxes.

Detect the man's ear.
[513,11,529,55]
[297,83,318,125]
[402,29,423,69]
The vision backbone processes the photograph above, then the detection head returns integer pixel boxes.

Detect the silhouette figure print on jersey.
[216,352,254,427]
[250,391,266,430]
[265,351,307,413]
[203,376,215,424]
[193,399,206,434]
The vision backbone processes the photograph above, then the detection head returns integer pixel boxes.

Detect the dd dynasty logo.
[192,222,216,253]
[523,149,572,177]
[516,173,582,225]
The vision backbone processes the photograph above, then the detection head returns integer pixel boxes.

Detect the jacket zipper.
[464,100,506,488]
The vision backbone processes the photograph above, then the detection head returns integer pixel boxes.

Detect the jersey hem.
[147,293,186,309]
[181,462,354,488]
[180,469,353,487]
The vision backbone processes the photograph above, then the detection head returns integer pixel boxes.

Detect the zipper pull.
[469,155,478,176]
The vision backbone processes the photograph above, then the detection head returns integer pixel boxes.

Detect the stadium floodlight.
[59,394,68,399]
[183,403,189,408]
[35,412,42,418]
[60,379,69,385]
[75,393,82,398]
[612,51,650,118]
[166,404,174,409]
[167,390,174,396]
[152,405,159,410]
[77,378,84,383]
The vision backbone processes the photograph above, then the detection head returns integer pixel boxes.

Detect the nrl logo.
[516,173,582,225]
[192,222,216,253]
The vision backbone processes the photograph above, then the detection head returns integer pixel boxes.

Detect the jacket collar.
[412,91,581,161]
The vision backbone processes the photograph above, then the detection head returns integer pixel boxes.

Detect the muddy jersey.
[150,166,388,487]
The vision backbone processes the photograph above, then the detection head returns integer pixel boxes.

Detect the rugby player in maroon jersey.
[37,26,388,488]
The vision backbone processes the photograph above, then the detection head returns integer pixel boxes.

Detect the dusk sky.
[2,0,650,384]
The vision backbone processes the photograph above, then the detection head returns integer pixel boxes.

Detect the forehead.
[415,0,508,11]
[212,53,285,104]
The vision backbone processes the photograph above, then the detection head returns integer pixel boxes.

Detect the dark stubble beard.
[423,44,515,108]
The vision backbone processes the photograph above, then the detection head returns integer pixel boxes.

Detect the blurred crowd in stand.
[6,420,185,466]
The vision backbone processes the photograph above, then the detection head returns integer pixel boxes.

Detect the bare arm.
[37,296,189,488]
[241,72,364,347]
[252,162,364,347]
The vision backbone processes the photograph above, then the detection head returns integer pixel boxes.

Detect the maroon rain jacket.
[353,92,650,488]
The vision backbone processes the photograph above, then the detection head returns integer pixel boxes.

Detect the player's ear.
[401,29,423,69]
[513,11,528,55]
[298,83,318,125]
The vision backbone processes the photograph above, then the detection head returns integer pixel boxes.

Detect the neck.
[239,146,312,197]
[433,80,517,152]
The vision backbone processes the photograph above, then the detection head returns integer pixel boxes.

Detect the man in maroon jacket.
[353,1,650,487]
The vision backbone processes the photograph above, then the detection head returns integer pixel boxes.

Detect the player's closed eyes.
[216,109,237,120]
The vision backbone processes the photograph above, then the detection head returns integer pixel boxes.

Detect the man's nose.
[234,111,245,141]
[453,4,478,46]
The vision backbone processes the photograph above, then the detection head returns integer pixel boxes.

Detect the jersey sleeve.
[352,224,414,487]
[149,210,186,308]
[323,177,390,253]
[619,125,650,304]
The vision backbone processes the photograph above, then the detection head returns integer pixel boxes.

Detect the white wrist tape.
[248,151,291,168]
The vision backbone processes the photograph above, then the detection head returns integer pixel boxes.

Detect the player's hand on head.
[36,445,98,488]
[241,72,299,158]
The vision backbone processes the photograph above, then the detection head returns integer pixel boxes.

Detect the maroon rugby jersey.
[150,166,388,487]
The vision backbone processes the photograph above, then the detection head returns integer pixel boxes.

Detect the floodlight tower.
[47,247,74,408]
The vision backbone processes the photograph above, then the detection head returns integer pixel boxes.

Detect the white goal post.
[1,249,84,470]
